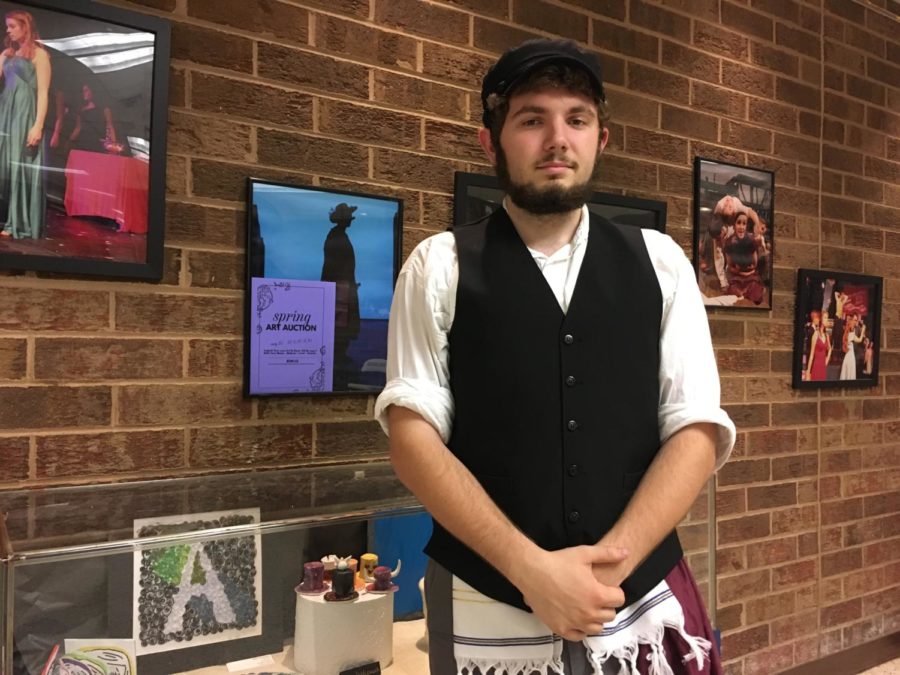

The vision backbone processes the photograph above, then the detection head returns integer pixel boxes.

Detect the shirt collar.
[501,199,590,257]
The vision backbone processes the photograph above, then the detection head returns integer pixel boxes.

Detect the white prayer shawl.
[452,576,711,675]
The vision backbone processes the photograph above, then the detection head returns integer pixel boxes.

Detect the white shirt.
[375,204,735,469]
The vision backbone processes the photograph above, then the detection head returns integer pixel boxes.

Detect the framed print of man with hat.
[375,38,735,675]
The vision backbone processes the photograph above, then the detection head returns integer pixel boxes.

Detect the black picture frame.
[0,0,169,279]
[692,156,774,310]
[245,178,403,397]
[453,171,667,233]
[792,269,882,390]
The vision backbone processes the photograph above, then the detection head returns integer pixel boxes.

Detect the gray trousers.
[424,559,612,675]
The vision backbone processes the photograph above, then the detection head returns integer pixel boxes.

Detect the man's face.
[481,87,608,215]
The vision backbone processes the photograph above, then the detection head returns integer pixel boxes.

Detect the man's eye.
[522,118,541,126]
[569,118,587,126]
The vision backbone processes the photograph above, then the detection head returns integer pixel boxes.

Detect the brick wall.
[0,0,896,672]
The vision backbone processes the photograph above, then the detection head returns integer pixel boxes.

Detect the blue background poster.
[249,182,400,393]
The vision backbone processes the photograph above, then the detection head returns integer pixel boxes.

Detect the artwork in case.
[245,179,402,396]
[0,0,170,279]
[454,171,667,232]
[132,509,263,656]
[693,157,774,309]
[792,269,882,389]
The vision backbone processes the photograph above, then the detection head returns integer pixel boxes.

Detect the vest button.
[567,464,578,476]
[563,334,574,345]
[568,510,581,523]
[567,419,578,431]
[565,375,576,387]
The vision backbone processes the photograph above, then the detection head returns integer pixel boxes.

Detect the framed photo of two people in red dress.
[792,269,882,390]
[693,157,774,310]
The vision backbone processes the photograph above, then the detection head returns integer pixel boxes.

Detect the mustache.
[536,155,577,167]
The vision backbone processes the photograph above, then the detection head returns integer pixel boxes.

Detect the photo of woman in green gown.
[0,9,50,239]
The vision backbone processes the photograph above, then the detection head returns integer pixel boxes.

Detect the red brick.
[864,398,900,419]
[723,403,770,428]
[187,0,308,42]
[773,559,817,589]
[719,458,771,486]
[119,384,251,426]
[188,340,242,378]
[36,430,184,478]
[375,0,469,45]
[0,338,26,380]
[748,483,798,510]
[820,399,863,422]
[662,41,719,83]
[746,537,797,568]
[825,93,866,125]
[776,77,820,111]
[693,21,749,60]
[719,513,771,544]
[628,64,690,104]
[166,202,243,248]
[513,0,588,41]
[316,420,389,457]
[719,568,771,603]
[821,498,864,525]
[1,289,109,331]
[315,14,418,71]
[772,454,819,481]
[373,71,468,121]
[320,99,421,148]
[746,590,797,624]
[629,0,690,40]
[0,386,111,429]
[189,424,313,468]
[772,402,818,426]
[258,43,369,98]
[691,82,748,117]
[115,293,242,335]
[772,505,818,534]
[624,128,688,164]
[723,2,774,41]
[171,22,253,72]
[822,548,864,577]
[258,130,369,179]
[34,338,182,381]
[721,120,771,153]
[473,17,542,54]
[821,598,862,628]
[0,437,29,480]
[722,61,774,98]
[747,429,797,455]
[751,41,799,76]
[721,625,769,659]
[423,44,496,89]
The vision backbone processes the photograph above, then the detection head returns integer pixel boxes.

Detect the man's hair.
[484,62,611,149]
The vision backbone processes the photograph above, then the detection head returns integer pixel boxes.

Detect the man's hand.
[510,543,628,640]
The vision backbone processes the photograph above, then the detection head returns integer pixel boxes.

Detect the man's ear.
[478,127,497,166]
[599,125,610,153]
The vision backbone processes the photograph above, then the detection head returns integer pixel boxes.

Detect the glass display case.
[1,465,716,675]
[0,461,428,675]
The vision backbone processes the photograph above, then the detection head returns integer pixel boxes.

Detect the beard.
[495,144,602,215]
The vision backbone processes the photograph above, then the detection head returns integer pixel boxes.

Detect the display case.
[0,461,430,675]
[1,465,717,675]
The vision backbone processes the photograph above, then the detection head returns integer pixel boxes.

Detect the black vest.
[424,208,683,611]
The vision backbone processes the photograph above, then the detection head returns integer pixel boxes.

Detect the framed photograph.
[0,0,170,279]
[792,269,882,389]
[245,178,402,396]
[453,171,667,232]
[693,157,774,309]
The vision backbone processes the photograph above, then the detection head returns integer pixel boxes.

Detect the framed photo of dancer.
[792,269,882,390]
[245,178,403,396]
[692,157,774,310]
[0,0,170,279]
[453,171,667,233]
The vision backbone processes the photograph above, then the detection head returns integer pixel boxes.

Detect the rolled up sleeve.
[648,232,736,470]
[374,233,457,443]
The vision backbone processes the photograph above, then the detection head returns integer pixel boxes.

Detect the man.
[375,39,735,675]
[321,202,361,388]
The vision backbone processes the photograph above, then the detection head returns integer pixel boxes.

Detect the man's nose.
[544,118,569,150]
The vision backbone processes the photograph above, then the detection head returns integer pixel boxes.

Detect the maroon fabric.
[630,559,723,675]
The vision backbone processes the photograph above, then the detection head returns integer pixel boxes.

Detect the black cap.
[480,39,606,127]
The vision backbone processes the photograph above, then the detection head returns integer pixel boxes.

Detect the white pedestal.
[293,591,394,675]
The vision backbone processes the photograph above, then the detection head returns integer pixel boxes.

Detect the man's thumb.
[589,544,629,563]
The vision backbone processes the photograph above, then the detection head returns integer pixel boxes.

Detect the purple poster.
[249,277,336,394]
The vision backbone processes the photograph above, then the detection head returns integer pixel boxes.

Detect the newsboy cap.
[480,38,606,127]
